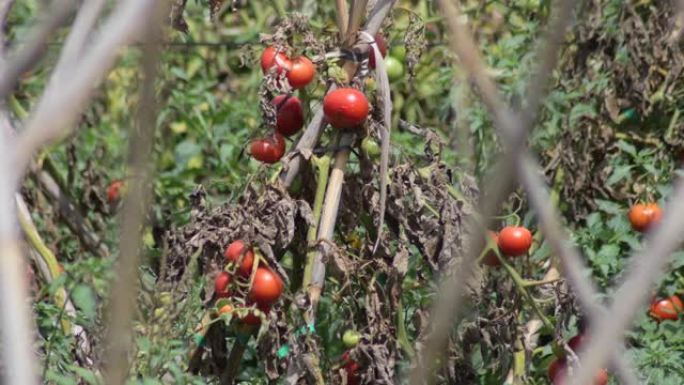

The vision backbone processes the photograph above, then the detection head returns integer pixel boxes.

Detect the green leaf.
[71,284,97,321]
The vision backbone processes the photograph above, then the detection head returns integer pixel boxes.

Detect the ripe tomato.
[107,180,125,203]
[369,33,388,69]
[248,268,284,306]
[628,202,662,232]
[649,295,683,321]
[323,88,369,129]
[497,226,532,257]
[548,359,608,385]
[481,231,501,267]
[260,46,291,75]
[250,133,286,164]
[568,333,588,352]
[341,351,361,385]
[224,240,255,276]
[214,271,231,298]
[286,56,315,89]
[273,95,304,136]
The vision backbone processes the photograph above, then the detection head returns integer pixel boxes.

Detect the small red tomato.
[286,56,316,89]
[107,180,125,203]
[214,271,231,298]
[548,359,609,385]
[567,333,588,352]
[649,295,683,321]
[481,231,501,267]
[628,202,662,232]
[250,133,286,164]
[273,95,304,136]
[497,226,533,256]
[260,46,291,75]
[341,351,361,385]
[323,88,369,130]
[248,267,284,306]
[369,33,388,69]
[224,240,255,277]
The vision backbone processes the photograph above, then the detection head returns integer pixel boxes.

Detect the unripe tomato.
[649,295,683,321]
[481,231,501,267]
[260,46,291,75]
[361,137,381,158]
[286,56,316,89]
[323,88,369,130]
[107,180,125,203]
[548,358,609,385]
[214,271,231,298]
[224,240,255,277]
[248,268,284,306]
[369,33,388,69]
[273,95,304,136]
[628,202,662,232]
[250,133,286,164]
[384,56,404,82]
[497,226,532,256]
[390,45,407,62]
[342,329,361,348]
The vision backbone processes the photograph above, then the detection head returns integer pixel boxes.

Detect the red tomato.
[286,56,315,89]
[497,226,532,256]
[628,202,662,232]
[341,351,360,385]
[568,333,588,352]
[214,271,231,298]
[368,33,388,69]
[224,240,255,276]
[273,95,304,136]
[548,359,608,385]
[248,267,284,306]
[323,88,369,129]
[649,295,683,321]
[260,46,291,75]
[250,133,286,164]
[481,231,501,267]
[107,180,124,203]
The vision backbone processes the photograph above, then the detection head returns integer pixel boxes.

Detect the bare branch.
[53,0,107,76]
[101,4,165,384]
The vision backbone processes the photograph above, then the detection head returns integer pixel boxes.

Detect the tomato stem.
[303,155,331,290]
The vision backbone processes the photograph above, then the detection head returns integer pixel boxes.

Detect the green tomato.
[390,45,407,62]
[385,56,404,82]
[361,137,381,158]
[342,329,361,348]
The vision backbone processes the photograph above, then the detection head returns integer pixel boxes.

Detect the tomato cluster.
[481,225,533,267]
[250,46,318,164]
[212,239,284,326]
